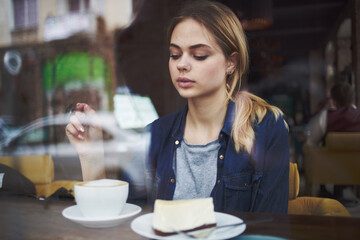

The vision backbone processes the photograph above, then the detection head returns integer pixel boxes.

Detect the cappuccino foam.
[80,179,126,187]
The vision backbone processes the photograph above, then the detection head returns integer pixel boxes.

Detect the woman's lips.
[177,77,195,88]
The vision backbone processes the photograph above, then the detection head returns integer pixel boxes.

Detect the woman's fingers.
[73,103,100,127]
[65,122,84,141]
[74,103,87,112]
[70,112,85,133]
[75,103,96,114]
[66,102,102,142]
[82,103,96,114]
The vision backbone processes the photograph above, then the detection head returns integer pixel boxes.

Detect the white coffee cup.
[74,179,129,219]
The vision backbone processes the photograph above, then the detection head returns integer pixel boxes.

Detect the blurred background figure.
[306,81,360,206]
[306,81,360,146]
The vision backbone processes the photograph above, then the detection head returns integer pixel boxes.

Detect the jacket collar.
[222,101,235,136]
[171,101,235,140]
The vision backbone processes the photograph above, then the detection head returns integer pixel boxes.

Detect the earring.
[228,70,232,74]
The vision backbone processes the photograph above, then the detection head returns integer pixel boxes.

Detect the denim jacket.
[146,101,289,213]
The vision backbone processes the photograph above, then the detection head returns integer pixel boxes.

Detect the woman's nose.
[177,56,191,72]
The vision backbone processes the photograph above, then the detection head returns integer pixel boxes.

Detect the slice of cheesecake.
[152,198,217,236]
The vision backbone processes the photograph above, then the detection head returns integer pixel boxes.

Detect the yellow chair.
[0,155,79,198]
[303,132,360,196]
[288,162,351,216]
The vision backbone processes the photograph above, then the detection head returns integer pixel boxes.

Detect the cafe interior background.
[0,0,359,217]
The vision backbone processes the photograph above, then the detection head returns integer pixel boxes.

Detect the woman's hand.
[65,103,103,152]
[65,103,106,180]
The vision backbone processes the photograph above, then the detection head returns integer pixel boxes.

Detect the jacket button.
[217,179,220,184]
[219,155,224,160]
[175,140,180,145]
[220,133,223,138]
[170,179,175,183]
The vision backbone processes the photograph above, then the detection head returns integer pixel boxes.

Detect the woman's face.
[169,18,230,101]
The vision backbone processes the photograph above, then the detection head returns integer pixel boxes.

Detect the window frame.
[67,0,90,14]
[10,0,38,30]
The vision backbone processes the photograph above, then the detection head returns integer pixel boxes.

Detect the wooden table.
[1,196,360,240]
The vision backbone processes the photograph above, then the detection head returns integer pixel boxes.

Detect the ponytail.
[231,91,287,154]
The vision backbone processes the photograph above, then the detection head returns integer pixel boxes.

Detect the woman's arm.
[65,103,106,181]
[305,109,327,146]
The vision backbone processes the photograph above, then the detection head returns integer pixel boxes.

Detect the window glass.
[14,0,25,28]
[68,0,80,13]
[27,0,37,26]
[13,0,37,28]
[1,0,358,222]
[84,0,90,11]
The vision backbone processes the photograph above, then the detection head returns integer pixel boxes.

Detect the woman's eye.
[194,55,208,61]
[170,54,180,60]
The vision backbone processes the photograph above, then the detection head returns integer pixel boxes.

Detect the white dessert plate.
[62,203,141,228]
[131,212,246,240]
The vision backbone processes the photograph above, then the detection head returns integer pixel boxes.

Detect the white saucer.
[62,203,142,228]
[131,212,246,240]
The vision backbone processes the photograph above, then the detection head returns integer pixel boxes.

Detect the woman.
[66,0,289,213]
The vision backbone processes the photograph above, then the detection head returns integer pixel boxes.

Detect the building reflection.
[0,0,359,213]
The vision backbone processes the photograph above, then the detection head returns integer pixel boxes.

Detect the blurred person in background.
[65,0,289,213]
[306,81,360,205]
[306,81,360,146]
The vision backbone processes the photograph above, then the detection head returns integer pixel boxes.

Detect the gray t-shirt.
[173,138,220,200]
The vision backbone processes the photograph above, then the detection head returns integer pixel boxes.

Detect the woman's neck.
[184,95,228,145]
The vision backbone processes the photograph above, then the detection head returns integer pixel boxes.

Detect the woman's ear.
[227,52,239,73]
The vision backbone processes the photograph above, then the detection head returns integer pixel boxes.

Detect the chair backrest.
[289,162,300,200]
[0,155,54,184]
[304,132,360,185]
[288,162,351,217]
[325,132,360,151]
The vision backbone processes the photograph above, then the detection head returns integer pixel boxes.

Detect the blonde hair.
[233,91,285,153]
[168,1,286,154]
